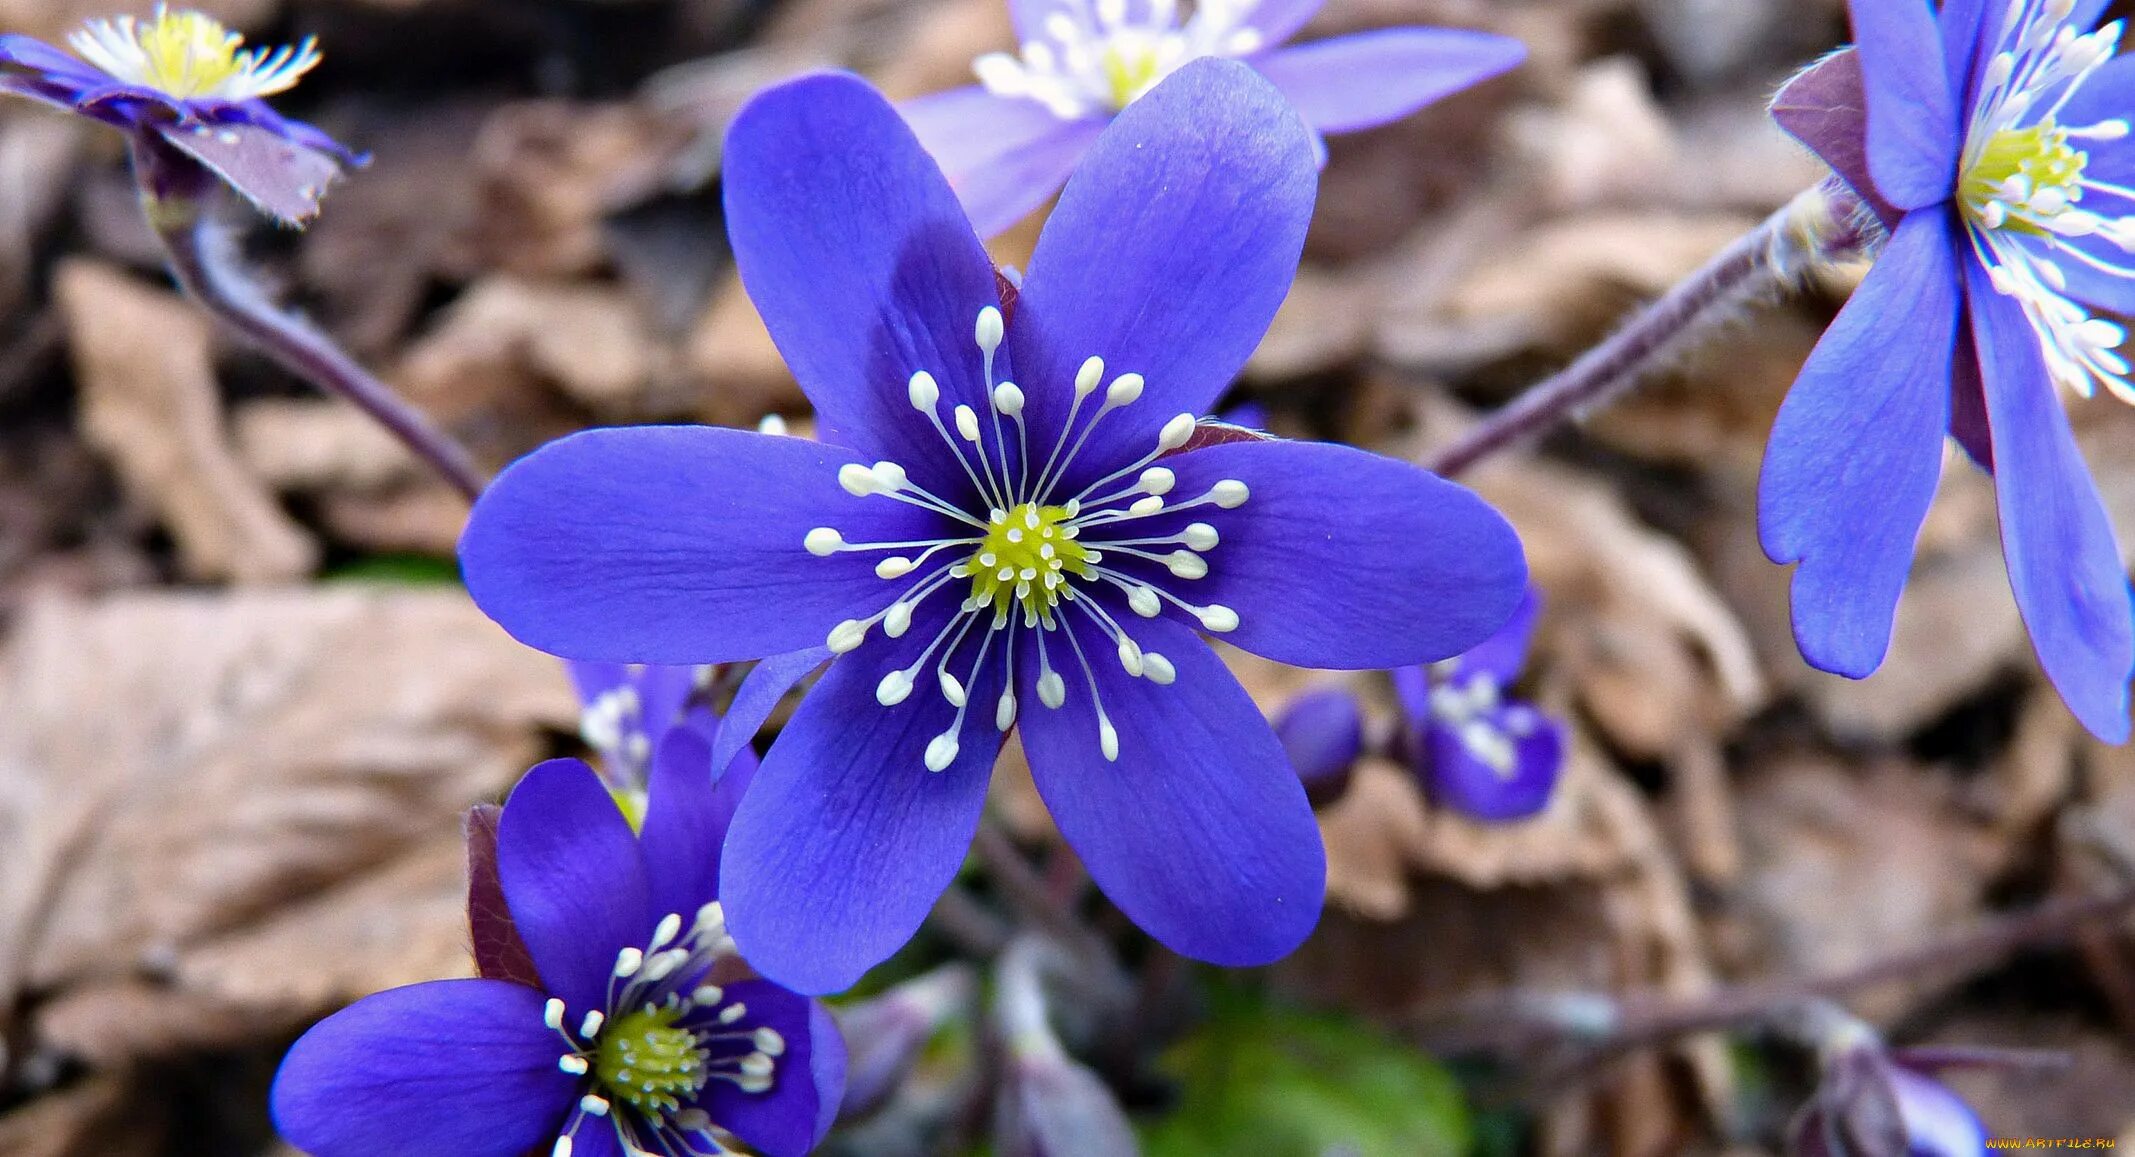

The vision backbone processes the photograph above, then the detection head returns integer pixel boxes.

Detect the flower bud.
[1274,686,1364,807]
[1791,1021,1987,1157]
[833,964,976,1122]
[995,1038,1140,1157]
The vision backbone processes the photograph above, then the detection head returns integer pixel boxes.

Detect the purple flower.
[0,6,362,223]
[1392,584,1563,821]
[569,660,712,819]
[272,754,845,1157]
[1273,685,1364,805]
[1795,1048,1988,1157]
[458,61,1528,993]
[1763,0,2135,741]
[898,0,1525,236]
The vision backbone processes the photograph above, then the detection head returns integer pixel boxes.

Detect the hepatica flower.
[460,60,1527,993]
[1764,0,2135,740]
[1392,584,1563,821]
[898,0,1525,235]
[570,660,712,822]
[0,5,361,222]
[273,754,843,1157]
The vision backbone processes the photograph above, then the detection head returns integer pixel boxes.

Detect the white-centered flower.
[973,0,1268,118]
[68,5,320,103]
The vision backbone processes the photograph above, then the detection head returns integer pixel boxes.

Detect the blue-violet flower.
[1392,584,1563,821]
[458,60,1529,993]
[898,0,1525,235]
[273,752,845,1157]
[0,5,362,222]
[1763,0,2135,741]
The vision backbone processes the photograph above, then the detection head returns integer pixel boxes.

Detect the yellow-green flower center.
[1963,121,2090,235]
[1099,40,1164,109]
[594,1004,709,1116]
[969,502,1094,620]
[68,7,321,103]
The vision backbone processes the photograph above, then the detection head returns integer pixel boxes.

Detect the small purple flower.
[273,754,845,1157]
[0,6,362,222]
[898,0,1525,236]
[1795,1047,1988,1157]
[569,660,712,818]
[1763,0,2135,741]
[459,61,1528,993]
[1392,584,1563,821]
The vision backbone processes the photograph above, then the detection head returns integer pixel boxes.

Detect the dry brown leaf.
[464,102,690,279]
[401,276,664,419]
[0,1069,163,1157]
[687,271,808,429]
[234,399,422,493]
[57,259,318,584]
[0,586,576,1067]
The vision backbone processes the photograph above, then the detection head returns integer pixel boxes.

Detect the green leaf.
[1141,984,1473,1157]
[323,553,462,585]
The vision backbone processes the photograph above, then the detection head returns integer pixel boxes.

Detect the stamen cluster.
[68,5,320,103]
[973,0,1267,116]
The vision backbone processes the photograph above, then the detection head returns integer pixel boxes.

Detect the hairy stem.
[148,202,486,501]
[1424,181,1871,478]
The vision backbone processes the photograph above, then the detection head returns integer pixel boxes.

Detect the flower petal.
[463,425,938,665]
[498,759,652,1014]
[901,87,1103,238]
[1969,259,2135,742]
[1760,208,1959,677]
[1847,0,1958,210]
[710,647,829,783]
[1450,583,1543,686]
[1418,706,1563,823]
[1937,0,1993,101]
[1017,614,1324,965]
[1008,58,1315,490]
[271,979,575,1157]
[1243,0,1327,47]
[724,72,1007,501]
[1889,1066,1988,1155]
[1768,49,1904,231]
[1158,437,1528,669]
[1250,28,1524,135]
[721,610,1010,994]
[638,725,744,923]
[691,982,844,1157]
[1951,318,1994,472]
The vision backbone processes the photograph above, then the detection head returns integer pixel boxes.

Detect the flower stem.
[1423,182,1871,478]
[146,199,487,501]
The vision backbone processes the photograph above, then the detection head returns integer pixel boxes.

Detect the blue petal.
[1451,583,1544,686]
[498,759,653,1015]
[1242,0,1326,46]
[1848,0,1959,210]
[2049,54,2135,187]
[1273,686,1364,791]
[1937,0,1993,104]
[690,982,842,1157]
[1006,59,1316,493]
[1158,437,1528,669]
[1951,323,1995,472]
[1250,29,1525,135]
[724,72,1008,503]
[901,87,1104,238]
[1418,706,1564,823]
[710,647,829,783]
[1969,259,2135,741]
[1888,1066,1987,1156]
[1016,613,1324,965]
[638,726,739,923]
[463,426,940,665]
[1760,208,1959,677]
[2010,231,2135,317]
[271,979,576,1157]
[720,609,1009,994]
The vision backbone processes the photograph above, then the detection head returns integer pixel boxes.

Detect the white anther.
[1138,466,1176,496]
[1158,412,1195,450]
[877,557,916,579]
[828,619,870,653]
[544,998,566,1030]
[1038,670,1067,708]
[1098,715,1120,761]
[740,1053,776,1077]
[994,382,1025,416]
[676,1109,714,1132]
[580,1010,606,1039]
[1197,605,1239,632]
[1182,522,1218,550]
[580,1095,611,1118]
[1210,480,1249,508]
[955,404,982,442]
[976,305,1005,352]
[885,602,915,637]
[805,527,844,556]
[997,688,1019,730]
[554,1138,573,1157]
[1106,373,1145,406]
[909,371,941,410]
[940,669,968,706]
[1167,551,1208,579]
[925,732,960,771]
[693,984,724,1006]
[720,1002,749,1025]
[1116,638,1144,676]
[2080,318,2127,349]
[877,670,915,706]
[872,461,909,490]
[838,463,878,496]
[649,912,681,950]
[558,1055,590,1075]
[1075,356,1105,398]
[1127,585,1161,617]
[756,413,789,436]
[755,1027,788,1055]
[1143,652,1177,684]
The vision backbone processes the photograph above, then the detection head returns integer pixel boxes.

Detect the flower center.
[1955,3,2135,403]
[972,0,1266,119]
[68,6,321,103]
[1425,664,1525,778]
[967,502,1094,619]
[806,306,1250,769]
[595,1005,709,1116]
